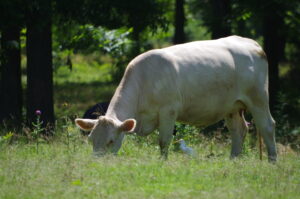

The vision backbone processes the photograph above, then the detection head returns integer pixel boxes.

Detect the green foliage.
[54,0,169,31]
[272,92,300,149]
[51,0,171,82]
[53,24,139,82]
[273,93,290,139]
[174,123,201,144]
[52,24,133,81]
[55,25,132,55]
[0,132,13,147]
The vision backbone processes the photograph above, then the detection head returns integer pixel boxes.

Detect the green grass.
[0,132,299,199]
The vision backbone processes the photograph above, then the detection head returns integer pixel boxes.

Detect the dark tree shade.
[191,0,231,39]
[173,0,186,44]
[26,0,54,127]
[262,2,286,112]
[0,26,22,124]
[54,0,168,33]
[0,0,24,125]
[210,0,231,39]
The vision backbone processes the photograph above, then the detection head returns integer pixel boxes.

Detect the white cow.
[75,36,277,161]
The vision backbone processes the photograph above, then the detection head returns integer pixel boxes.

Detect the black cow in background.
[81,102,109,135]
[83,102,109,119]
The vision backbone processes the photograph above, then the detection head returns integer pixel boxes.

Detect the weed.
[0,132,13,147]
[31,110,44,154]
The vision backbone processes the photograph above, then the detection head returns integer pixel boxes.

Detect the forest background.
[0,0,300,147]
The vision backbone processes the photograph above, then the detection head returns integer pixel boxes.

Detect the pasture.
[1,58,299,199]
[1,134,299,199]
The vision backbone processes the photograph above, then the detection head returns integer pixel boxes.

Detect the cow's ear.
[119,119,136,133]
[75,118,97,131]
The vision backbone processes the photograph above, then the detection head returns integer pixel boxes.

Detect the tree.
[262,1,286,112]
[0,26,22,124]
[0,0,23,126]
[173,0,186,44]
[0,0,171,129]
[26,0,54,127]
[189,0,231,39]
[209,0,231,39]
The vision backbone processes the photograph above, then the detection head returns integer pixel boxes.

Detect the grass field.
[1,55,300,199]
[0,133,299,199]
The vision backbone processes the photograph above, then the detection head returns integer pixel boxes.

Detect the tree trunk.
[0,26,22,125]
[26,0,54,128]
[173,0,186,44]
[210,0,231,39]
[262,5,285,113]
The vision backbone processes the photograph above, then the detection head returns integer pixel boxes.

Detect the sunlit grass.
[53,57,112,85]
[0,132,299,199]
[53,54,117,119]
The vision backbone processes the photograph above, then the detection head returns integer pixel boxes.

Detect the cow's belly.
[135,111,158,136]
[177,108,226,126]
[177,93,236,126]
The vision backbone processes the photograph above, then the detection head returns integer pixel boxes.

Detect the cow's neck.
[106,70,139,122]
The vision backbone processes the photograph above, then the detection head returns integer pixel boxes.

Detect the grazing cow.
[82,102,188,150]
[75,36,277,161]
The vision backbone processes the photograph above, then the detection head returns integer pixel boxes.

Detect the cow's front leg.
[158,109,176,159]
[159,129,173,159]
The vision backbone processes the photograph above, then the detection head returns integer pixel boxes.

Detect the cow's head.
[75,116,136,156]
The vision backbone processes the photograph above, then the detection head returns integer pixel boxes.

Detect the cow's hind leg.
[244,88,277,162]
[247,104,277,162]
[158,108,177,159]
[225,110,249,158]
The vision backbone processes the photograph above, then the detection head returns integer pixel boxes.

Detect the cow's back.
[124,36,267,129]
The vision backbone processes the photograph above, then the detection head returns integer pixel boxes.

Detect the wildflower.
[35,110,42,116]
[246,121,251,126]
